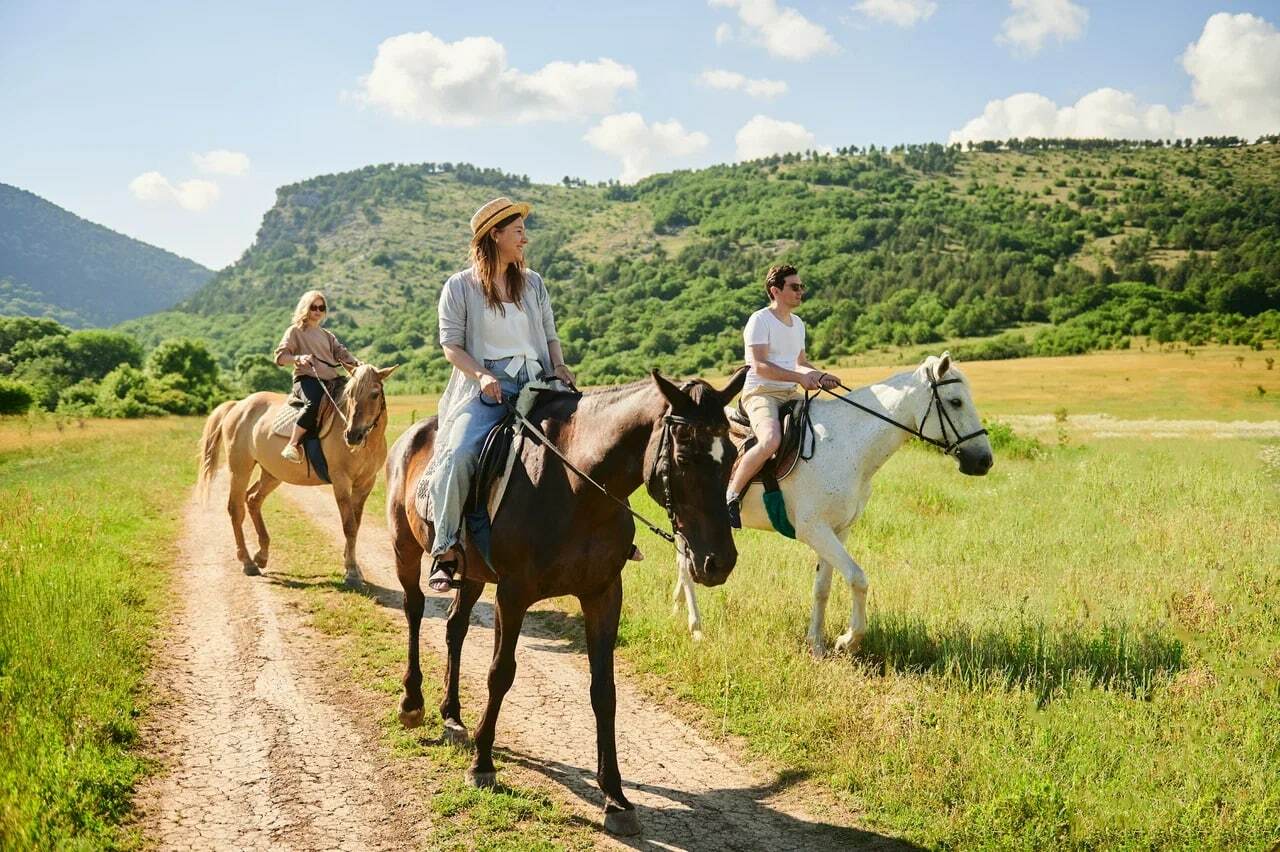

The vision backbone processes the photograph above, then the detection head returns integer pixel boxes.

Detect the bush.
[984,419,1046,460]
[0,377,35,415]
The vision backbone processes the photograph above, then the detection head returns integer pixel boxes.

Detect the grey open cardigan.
[422,266,560,487]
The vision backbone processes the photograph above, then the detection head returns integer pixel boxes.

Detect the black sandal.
[427,559,459,592]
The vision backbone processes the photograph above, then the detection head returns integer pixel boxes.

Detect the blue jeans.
[428,357,532,557]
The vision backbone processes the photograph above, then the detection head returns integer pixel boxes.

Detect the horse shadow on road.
[498,751,918,851]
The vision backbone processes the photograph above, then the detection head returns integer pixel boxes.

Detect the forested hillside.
[0,184,213,326]
[120,141,1280,390]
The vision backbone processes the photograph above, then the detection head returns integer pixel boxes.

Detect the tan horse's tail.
[197,399,237,504]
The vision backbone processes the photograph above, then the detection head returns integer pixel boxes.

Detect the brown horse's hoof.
[242,561,261,576]
[465,768,496,789]
[398,708,424,729]
[603,806,641,836]
[343,569,363,588]
[442,719,469,746]
[252,550,268,569]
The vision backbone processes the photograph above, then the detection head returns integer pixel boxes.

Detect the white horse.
[672,353,994,657]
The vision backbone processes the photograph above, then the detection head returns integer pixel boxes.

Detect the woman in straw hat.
[274,288,361,462]
[422,197,576,592]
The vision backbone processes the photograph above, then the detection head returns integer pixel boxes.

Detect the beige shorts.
[741,386,801,436]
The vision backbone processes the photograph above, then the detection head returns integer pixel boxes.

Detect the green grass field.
[0,416,198,849]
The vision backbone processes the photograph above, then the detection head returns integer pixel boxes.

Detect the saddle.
[726,394,816,492]
[466,381,577,517]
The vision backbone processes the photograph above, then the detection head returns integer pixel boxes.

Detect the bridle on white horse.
[821,371,988,456]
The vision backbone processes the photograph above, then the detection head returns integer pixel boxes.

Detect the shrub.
[0,377,35,415]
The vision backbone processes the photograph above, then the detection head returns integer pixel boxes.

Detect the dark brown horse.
[385,370,746,835]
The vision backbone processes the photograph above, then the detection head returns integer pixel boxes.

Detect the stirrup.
[427,558,460,592]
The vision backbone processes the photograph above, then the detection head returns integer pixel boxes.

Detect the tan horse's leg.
[245,470,282,571]
[226,455,259,575]
[333,476,370,587]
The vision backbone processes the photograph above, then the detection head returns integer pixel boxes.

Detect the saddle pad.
[270,400,337,440]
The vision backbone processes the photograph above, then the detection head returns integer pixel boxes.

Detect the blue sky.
[2,0,1277,269]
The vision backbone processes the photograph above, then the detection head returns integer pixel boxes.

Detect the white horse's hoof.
[398,708,424,729]
[834,634,862,655]
[603,807,642,836]
[690,629,704,643]
[466,769,496,788]
[809,642,827,660]
[442,720,469,746]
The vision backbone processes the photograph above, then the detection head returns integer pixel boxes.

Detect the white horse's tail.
[197,399,236,505]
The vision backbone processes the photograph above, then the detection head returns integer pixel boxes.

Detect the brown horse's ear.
[717,364,749,403]
[377,364,400,382]
[651,369,694,414]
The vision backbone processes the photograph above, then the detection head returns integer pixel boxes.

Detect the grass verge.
[0,417,198,849]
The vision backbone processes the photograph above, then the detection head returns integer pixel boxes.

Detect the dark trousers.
[294,376,325,433]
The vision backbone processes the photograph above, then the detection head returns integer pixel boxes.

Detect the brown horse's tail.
[197,399,236,505]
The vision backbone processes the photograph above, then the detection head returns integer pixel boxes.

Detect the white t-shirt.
[743,307,806,393]
[478,302,539,362]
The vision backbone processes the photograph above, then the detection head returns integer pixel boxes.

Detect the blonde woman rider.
[423,197,576,592]
[273,289,361,462]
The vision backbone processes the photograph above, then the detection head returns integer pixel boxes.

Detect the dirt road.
[135,473,904,850]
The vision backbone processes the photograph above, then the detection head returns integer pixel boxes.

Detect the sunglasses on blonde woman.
[310,304,327,312]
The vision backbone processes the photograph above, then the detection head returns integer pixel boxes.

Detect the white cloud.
[584,113,710,183]
[853,0,936,28]
[191,149,250,176]
[1176,12,1280,139]
[708,0,837,60]
[356,31,637,126]
[735,114,817,160]
[129,172,220,211]
[952,11,1280,143]
[715,22,733,44]
[699,69,788,99]
[997,0,1088,55]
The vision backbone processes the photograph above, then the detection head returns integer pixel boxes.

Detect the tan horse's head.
[341,364,398,448]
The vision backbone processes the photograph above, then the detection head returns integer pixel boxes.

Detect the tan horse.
[198,364,397,585]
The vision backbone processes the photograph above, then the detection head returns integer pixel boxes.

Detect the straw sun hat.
[469,197,532,244]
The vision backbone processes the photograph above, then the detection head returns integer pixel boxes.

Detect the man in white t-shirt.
[726,264,839,528]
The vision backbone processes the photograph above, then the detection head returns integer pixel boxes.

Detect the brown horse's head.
[646,367,748,587]
[341,364,398,448]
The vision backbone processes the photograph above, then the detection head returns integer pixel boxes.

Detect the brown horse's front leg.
[581,575,640,836]
[440,578,485,744]
[467,584,528,788]
[393,514,428,728]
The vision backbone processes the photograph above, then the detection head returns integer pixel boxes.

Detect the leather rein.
[502,395,708,547]
[820,372,988,455]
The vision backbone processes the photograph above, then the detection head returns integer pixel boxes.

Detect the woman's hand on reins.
[478,371,503,402]
[553,363,576,386]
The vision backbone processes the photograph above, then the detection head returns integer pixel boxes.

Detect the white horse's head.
[915,352,993,476]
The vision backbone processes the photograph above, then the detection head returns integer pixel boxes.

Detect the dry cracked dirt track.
[137,472,908,850]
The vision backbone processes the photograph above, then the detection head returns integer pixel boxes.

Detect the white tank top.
[478,303,539,361]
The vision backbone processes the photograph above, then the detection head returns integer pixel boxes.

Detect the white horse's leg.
[672,551,704,641]
[807,560,834,658]
[803,525,868,655]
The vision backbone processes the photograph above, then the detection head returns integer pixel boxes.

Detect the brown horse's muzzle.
[688,548,736,587]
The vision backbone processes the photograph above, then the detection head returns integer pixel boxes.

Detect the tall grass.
[0,419,196,849]
[616,436,1280,847]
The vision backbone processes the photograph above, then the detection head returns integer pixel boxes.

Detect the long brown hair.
[471,212,525,315]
